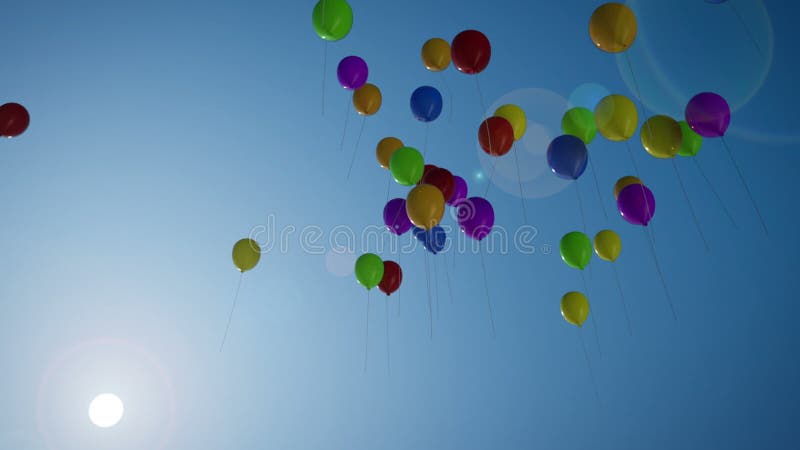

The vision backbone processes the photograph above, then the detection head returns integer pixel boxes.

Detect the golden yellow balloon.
[594,94,638,141]
[640,115,682,159]
[494,104,527,141]
[232,238,261,272]
[589,2,638,53]
[614,175,642,200]
[421,38,451,72]
[593,230,622,262]
[561,291,590,327]
[353,83,382,116]
[406,184,445,230]
[376,137,404,169]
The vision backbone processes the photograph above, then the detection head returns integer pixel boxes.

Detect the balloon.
[588,3,637,53]
[678,121,703,157]
[561,291,590,327]
[420,167,455,202]
[379,261,402,296]
[355,253,384,290]
[640,115,682,159]
[593,229,622,262]
[617,183,656,226]
[353,83,382,116]
[311,0,353,41]
[421,38,451,72]
[410,86,443,122]
[376,137,404,169]
[417,164,438,185]
[494,104,527,140]
[451,30,491,74]
[685,92,730,137]
[0,103,30,138]
[389,147,425,185]
[413,226,447,254]
[546,134,588,180]
[406,184,445,230]
[448,175,468,206]
[337,55,368,90]
[232,238,261,272]
[560,231,593,270]
[594,94,638,141]
[478,116,514,156]
[614,175,642,200]
[561,107,597,144]
[457,197,494,241]
[383,198,413,235]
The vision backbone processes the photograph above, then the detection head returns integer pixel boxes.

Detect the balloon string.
[385,297,391,374]
[219,272,244,352]
[579,330,601,404]
[444,251,455,305]
[424,250,433,339]
[623,52,650,120]
[363,289,370,373]
[433,254,440,319]
[396,250,402,317]
[423,122,430,158]
[512,143,529,224]
[438,71,454,123]
[671,159,710,252]
[385,175,391,202]
[642,227,678,320]
[346,116,366,180]
[479,245,496,338]
[483,157,499,197]
[575,180,587,233]
[475,76,494,157]
[339,99,350,152]
[612,264,633,336]
[692,157,738,229]
[581,270,601,359]
[321,41,327,116]
[625,140,656,243]
[721,137,768,235]
[588,152,608,221]
[727,2,765,59]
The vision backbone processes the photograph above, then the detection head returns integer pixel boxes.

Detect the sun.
[88,393,124,428]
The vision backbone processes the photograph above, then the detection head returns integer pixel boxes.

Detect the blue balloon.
[413,226,446,254]
[546,134,588,180]
[410,86,443,122]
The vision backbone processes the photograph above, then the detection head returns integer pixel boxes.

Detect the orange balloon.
[614,175,642,200]
[376,137,404,169]
[589,3,638,53]
[353,83,382,116]
[421,38,451,72]
[406,184,445,230]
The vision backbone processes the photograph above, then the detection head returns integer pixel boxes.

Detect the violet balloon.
[685,92,730,137]
[617,184,656,226]
[337,56,368,90]
[383,198,412,235]
[457,197,494,240]
[448,175,468,206]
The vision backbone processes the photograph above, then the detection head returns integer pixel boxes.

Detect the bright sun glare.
[88,393,124,428]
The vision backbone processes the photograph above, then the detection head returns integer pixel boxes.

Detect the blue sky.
[1,0,798,449]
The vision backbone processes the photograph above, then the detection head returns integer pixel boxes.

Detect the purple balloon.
[448,176,468,206]
[457,197,495,241]
[685,92,730,137]
[383,198,412,235]
[337,56,368,90]
[617,184,656,226]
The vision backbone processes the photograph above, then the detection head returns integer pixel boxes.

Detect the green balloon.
[678,120,703,157]
[355,253,384,290]
[389,146,424,186]
[561,107,598,144]
[560,231,592,270]
[312,0,353,41]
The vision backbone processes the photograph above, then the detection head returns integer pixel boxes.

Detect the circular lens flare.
[88,393,124,428]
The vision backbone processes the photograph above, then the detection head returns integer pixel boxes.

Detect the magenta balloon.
[457,196,494,240]
[448,176,468,206]
[383,198,412,235]
[337,56,368,90]
[617,184,656,226]
[685,92,730,137]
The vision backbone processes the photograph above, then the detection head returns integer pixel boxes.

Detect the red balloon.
[379,261,402,296]
[416,164,438,185]
[0,103,30,138]
[421,167,455,202]
[478,116,514,156]
[451,30,491,75]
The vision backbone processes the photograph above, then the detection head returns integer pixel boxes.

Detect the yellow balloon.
[589,3,638,53]
[376,137,404,169]
[614,175,642,200]
[594,94,638,141]
[421,38,451,72]
[406,184,445,230]
[593,230,622,262]
[494,104,527,141]
[232,238,261,272]
[640,115,682,159]
[353,83,382,116]
[561,291,590,327]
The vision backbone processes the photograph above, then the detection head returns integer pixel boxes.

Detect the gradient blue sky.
[1,1,798,449]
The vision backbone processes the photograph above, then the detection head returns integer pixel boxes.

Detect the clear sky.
[1,1,798,449]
